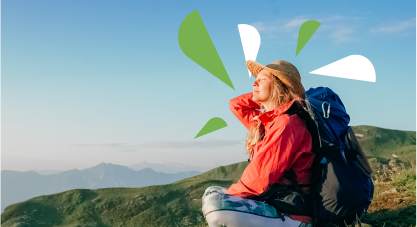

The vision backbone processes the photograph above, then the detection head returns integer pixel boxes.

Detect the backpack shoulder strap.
[284,103,321,151]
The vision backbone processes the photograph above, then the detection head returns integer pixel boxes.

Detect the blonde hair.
[245,60,312,155]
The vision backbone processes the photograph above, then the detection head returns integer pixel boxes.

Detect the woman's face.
[252,69,274,104]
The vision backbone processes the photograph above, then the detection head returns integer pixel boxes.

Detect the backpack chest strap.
[315,147,359,162]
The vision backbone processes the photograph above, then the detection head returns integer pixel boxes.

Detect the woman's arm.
[229,92,262,130]
[225,115,310,198]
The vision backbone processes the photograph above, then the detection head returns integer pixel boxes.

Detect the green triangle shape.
[178,10,235,90]
[296,20,321,57]
[194,117,227,139]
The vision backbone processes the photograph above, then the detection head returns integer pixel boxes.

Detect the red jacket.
[225,92,314,222]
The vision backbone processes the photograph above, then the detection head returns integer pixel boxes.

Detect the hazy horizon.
[1,158,219,172]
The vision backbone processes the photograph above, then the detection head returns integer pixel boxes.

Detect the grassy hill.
[1,125,416,227]
[1,162,248,227]
[353,125,416,163]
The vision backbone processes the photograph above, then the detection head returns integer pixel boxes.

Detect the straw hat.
[246,60,305,98]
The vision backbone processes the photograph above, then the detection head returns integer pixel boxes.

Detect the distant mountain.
[31,169,64,175]
[28,162,214,175]
[128,161,215,174]
[1,162,201,213]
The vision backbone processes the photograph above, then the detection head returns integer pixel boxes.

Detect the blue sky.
[2,0,416,171]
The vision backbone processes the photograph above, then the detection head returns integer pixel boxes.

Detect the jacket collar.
[258,99,298,126]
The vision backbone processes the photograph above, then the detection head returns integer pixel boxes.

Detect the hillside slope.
[352,125,416,162]
[1,162,248,227]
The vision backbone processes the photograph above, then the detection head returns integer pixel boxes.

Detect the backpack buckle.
[322,102,331,118]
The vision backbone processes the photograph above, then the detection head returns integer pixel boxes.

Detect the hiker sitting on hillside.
[202,60,315,227]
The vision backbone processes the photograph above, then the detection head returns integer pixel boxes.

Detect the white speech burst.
[238,24,261,77]
[310,55,376,82]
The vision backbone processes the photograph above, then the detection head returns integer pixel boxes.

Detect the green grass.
[364,165,416,227]
[392,167,416,191]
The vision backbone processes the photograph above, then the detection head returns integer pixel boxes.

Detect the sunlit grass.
[364,164,416,227]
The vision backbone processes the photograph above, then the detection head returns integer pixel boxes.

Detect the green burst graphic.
[295,20,321,57]
[194,117,228,139]
[178,10,235,90]
[179,11,322,138]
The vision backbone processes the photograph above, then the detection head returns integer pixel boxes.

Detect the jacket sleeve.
[229,92,262,130]
[225,115,308,198]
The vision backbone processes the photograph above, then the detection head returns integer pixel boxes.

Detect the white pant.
[206,210,304,227]
[202,186,310,227]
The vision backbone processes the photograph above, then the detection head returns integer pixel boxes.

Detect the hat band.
[265,64,281,71]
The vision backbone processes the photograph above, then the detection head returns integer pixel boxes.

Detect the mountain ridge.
[5,161,215,175]
[1,162,202,213]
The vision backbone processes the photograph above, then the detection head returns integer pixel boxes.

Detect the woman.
[202,60,314,227]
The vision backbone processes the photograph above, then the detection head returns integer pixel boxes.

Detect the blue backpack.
[302,87,374,226]
[256,87,374,226]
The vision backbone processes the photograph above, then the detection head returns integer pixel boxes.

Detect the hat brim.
[246,60,267,78]
[246,60,295,89]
